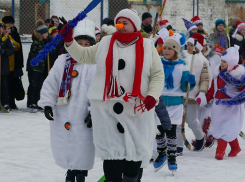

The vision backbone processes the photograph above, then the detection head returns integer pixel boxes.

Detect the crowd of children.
[1,8,245,182]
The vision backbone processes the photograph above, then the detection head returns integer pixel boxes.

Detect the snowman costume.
[65,9,164,168]
[38,20,97,170]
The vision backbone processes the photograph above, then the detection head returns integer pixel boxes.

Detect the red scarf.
[103,31,145,103]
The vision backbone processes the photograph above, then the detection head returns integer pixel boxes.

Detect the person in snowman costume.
[38,19,97,182]
[61,9,164,182]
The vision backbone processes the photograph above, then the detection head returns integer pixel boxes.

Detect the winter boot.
[137,168,143,182]
[26,104,39,113]
[153,150,167,172]
[74,170,87,182]
[193,136,206,151]
[167,153,177,172]
[3,105,10,111]
[65,170,75,182]
[205,135,215,148]
[122,174,138,182]
[176,147,183,156]
[228,138,241,157]
[215,139,227,160]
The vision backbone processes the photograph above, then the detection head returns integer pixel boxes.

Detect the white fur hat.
[221,45,240,66]
[73,19,96,40]
[101,24,116,35]
[114,9,141,32]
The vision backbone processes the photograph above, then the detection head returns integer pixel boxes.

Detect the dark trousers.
[1,75,9,106]
[27,71,44,106]
[8,71,19,108]
[103,159,142,181]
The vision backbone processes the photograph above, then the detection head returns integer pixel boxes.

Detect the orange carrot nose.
[157,46,163,53]
[116,24,124,30]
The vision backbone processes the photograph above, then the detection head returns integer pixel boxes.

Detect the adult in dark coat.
[2,16,24,109]
[0,21,14,109]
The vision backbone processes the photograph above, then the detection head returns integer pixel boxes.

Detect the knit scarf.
[58,55,77,105]
[103,31,145,106]
[218,32,226,48]
[161,58,183,90]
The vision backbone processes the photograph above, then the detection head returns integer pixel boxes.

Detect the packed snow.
[1,98,245,182]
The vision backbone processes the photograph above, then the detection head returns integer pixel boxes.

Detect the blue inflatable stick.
[30,0,102,67]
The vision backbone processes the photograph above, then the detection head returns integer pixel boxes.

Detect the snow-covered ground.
[1,99,245,182]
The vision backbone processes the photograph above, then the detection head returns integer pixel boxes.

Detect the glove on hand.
[44,106,54,121]
[195,92,207,107]
[60,24,73,43]
[59,16,68,25]
[84,112,92,128]
[0,49,5,55]
[144,95,157,111]
[187,74,196,85]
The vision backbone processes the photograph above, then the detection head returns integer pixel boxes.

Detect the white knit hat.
[114,9,141,32]
[221,45,240,66]
[73,19,96,40]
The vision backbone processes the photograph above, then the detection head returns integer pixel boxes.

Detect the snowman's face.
[116,18,135,33]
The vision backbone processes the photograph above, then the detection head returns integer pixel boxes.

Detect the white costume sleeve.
[65,40,99,64]
[38,57,64,108]
[148,42,165,103]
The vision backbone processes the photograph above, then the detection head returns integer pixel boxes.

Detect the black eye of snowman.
[173,46,176,48]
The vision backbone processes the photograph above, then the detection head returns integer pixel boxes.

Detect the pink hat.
[232,21,245,38]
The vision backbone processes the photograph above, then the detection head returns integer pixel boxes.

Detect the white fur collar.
[213,64,245,79]
[235,33,244,42]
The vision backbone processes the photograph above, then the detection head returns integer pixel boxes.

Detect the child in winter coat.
[61,9,164,182]
[210,19,229,50]
[153,30,196,172]
[177,33,212,155]
[182,18,198,41]
[38,19,97,182]
[196,45,245,160]
[198,36,221,148]
[26,20,51,112]
[0,21,14,111]
[230,21,245,64]
[191,16,208,35]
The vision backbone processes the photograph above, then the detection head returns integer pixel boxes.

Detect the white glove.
[195,92,207,107]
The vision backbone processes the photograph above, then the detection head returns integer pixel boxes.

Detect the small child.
[190,16,208,35]
[26,20,51,112]
[38,19,96,182]
[177,33,212,155]
[153,30,196,172]
[95,27,101,42]
[154,28,169,55]
[196,45,245,160]
[182,18,198,40]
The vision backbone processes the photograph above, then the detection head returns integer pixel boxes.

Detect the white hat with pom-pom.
[221,45,240,66]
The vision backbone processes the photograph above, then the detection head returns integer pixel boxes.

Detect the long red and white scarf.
[103,31,145,109]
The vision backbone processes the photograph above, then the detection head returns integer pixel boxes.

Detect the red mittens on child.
[144,95,157,111]
[60,24,73,43]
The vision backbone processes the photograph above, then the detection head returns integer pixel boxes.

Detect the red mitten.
[195,92,207,107]
[196,98,201,105]
[60,24,73,43]
[144,95,156,111]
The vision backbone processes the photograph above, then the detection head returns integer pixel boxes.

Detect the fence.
[0,0,245,39]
